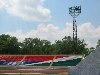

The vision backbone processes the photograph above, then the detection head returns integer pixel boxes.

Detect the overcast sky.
[0,0,100,48]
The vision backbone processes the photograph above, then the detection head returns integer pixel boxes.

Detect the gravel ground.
[68,47,100,75]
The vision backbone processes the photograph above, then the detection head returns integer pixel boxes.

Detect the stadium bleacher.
[0,55,82,66]
[0,56,24,66]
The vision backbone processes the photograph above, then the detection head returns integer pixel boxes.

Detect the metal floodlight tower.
[69,6,81,52]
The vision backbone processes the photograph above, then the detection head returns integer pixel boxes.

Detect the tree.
[0,34,90,56]
[0,34,19,54]
[41,40,52,54]
[97,39,100,48]
[21,38,52,55]
[54,36,73,54]
[53,36,89,55]
[21,38,35,54]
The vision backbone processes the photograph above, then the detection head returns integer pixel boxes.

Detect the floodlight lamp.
[69,6,81,18]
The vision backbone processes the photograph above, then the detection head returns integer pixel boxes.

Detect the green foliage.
[0,34,19,54]
[20,38,52,55]
[97,39,100,47]
[53,36,89,55]
[0,34,90,56]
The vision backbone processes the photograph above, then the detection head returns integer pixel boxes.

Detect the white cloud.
[5,23,100,48]
[0,0,51,22]
[77,23,100,48]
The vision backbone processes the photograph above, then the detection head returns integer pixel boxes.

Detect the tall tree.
[0,34,19,54]
[41,40,52,54]
[0,34,90,56]
[21,38,46,55]
[54,36,89,55]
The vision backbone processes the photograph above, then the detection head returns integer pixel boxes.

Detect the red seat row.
[0,56,24,61]
[24,56,54,61]
[0,55,67,62]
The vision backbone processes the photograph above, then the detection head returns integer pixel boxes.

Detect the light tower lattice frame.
[69,6,81,53]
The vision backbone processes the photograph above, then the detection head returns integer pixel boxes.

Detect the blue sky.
[0,0,100,48]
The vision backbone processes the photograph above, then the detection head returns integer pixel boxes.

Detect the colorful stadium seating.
[0,55,82,66]
[0,56,24,66]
